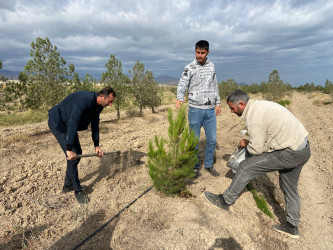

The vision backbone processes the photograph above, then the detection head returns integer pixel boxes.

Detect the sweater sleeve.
[177,66,191,101]
[246,123,266,155]
[213,67,221,105]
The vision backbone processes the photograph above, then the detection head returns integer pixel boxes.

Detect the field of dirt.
[0,91,332,249]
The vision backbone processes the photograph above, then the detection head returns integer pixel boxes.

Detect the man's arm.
[66,102,84,151]
[175,99,183,109]
[246,124,266,155]
[212,64,221,113]
[239,139,249,148]
[66,150,77,161]
[95,146,103,157]
[215,105,221,116]
[175,66,191,109]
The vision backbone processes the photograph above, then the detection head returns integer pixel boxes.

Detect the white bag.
[227,146,250,173]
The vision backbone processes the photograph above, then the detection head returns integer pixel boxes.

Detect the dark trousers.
[223,142,311,226]
[48,121,83,192]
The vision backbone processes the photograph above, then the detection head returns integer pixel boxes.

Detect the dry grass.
[0,134,30,149]
[309,92,333,106]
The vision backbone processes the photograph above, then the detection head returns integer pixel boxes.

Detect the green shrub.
[148,105,198,196]
[277,100,291,106]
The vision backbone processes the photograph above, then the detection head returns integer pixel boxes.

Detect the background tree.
[323,79,333,99]
[20,37,77,109]
[148,105,198,196]
[263,70,291,102]
[71,72,97,92]
[0,59,8,81]
[142,71,162,113]
[218,78,238,99]
[101,54,130,119]
[129,60,147,115]
[0,59,5,109]
[240,83,261,94]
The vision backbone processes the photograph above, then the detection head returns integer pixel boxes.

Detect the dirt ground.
[0,91,332,250]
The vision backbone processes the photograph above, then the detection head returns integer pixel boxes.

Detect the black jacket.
[48,91,103,150]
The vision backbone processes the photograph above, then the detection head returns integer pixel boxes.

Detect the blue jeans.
[48,121,83,192]
[223,142,311,226]
[188,106,217,169]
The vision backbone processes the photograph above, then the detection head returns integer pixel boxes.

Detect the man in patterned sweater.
[175,40,221,176]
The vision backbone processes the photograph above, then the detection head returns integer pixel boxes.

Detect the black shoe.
[205,167,220,176]
[62,185,87,193]
[75,191,89,204]
[203,191,229,211]
[273,222,299,239]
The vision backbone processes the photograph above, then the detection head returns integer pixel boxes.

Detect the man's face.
[195,48,209,64]
[99,93,115,107]
[227,101,243,117]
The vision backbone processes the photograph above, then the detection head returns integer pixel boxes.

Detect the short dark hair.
[227,90,249,105]
[195,40,209,51]
[98,86,116,98]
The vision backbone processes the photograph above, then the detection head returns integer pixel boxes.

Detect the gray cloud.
[1,0,333,86]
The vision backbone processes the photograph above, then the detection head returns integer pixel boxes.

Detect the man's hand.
[95,146,103,157]
[215,105,221,116]
[175,99,183,109]
[240,139,249,148]
[66,150,77,161]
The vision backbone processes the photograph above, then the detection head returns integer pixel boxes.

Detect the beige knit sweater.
[241,99,308,155]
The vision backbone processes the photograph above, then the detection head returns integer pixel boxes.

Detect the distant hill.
[238,82,248,86]
[0,69,20,80]
[155,76,178,85]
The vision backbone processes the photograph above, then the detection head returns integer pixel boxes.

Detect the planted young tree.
[148,105,198,196]
[101,54,130,119]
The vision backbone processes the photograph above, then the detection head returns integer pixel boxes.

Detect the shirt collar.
[241,99,252,121]
[195,58,209,66]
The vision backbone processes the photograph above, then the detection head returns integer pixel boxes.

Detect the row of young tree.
[1,37,333,115]
[1,37,162,118]
[218,70,333,102]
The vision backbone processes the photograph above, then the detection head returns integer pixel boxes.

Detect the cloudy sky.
[1,0,333,86]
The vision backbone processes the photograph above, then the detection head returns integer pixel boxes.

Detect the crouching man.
[204,90,311,238]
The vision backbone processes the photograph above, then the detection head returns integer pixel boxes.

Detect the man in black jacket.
[48,87,116,204]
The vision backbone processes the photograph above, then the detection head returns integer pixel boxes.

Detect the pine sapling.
[148,105,198,196]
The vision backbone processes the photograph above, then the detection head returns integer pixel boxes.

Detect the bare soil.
[0,91,332,249]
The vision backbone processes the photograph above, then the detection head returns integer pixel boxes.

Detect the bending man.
[48,87,116,204]
[204,90,311,238]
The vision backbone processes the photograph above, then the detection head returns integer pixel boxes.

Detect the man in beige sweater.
[204,90,311,239]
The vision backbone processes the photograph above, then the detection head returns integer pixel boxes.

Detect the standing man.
[175,40,221,176]
[48,87,116,204]
[204,90,311,238]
